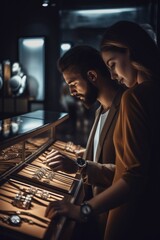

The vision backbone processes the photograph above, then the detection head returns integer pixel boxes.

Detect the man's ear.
[87,70,97,83]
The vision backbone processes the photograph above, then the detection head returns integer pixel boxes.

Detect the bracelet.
[0,210,50,224]
[0,214,47,228]
[8,179,62,202]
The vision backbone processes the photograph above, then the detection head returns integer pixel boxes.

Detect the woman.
[46,21,160,240]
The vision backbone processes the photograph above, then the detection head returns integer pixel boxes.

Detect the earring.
[88,73,96,81]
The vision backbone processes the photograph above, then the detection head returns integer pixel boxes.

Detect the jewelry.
[29,165,72,185]
[0,214,21,226]
[65,141,73,151]
[18,164,73,191]
[0,189,47,208]
[2,182,44,208]
[12,191,33,210]
[32,167,53,180]
[0,211,49,228]
[1,145,22,160]
[8,179,63,201]
[0,210,50,224]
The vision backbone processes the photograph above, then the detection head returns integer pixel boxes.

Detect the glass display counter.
[0,110,84,240]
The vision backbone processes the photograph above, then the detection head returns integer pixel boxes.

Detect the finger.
[46,208,58,219]
[47,160,59,166]
[45,202,57,216]
[47,163,63,172]
[49,165,62,172]
[45,201,62,217]
[46,149,55,154]
[45,203,52,217]
[46,150,59,159]
[46,154,62,164]
[47,160,61,168]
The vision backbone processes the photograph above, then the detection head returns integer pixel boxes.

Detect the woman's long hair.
[100,21,160,81]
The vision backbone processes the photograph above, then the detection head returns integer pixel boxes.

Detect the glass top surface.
[0,110,68,142]
[21,110,67,121]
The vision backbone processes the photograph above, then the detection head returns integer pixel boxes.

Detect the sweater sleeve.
[114,89,151,195]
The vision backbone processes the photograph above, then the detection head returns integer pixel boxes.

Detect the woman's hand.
[45,149,78,173]
[45,200,81,221]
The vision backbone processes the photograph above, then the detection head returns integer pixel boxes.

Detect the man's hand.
[45,149,78,173]
[45,200,81,221]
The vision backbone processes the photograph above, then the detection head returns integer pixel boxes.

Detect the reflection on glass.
[0,143,24,175]
[0,129,50,176]
[0,116,44,139]
[60,42,72,56]
[19,37,45,100]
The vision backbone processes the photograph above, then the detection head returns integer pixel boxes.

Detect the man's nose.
[69,86,76,96]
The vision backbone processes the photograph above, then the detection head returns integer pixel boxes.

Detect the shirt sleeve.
[82,161,115,188]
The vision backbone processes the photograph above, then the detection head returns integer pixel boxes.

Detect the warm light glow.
[23,39,44,48]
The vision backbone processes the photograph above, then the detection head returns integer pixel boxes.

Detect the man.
[46,45,125,239]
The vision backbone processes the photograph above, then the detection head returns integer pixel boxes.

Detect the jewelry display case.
[0,110,84,240]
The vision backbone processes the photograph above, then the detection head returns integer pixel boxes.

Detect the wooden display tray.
[0,178,68,240]
[14,140,84,195]
[17,163,75,193]
[50,140,85,159]
[0,140,85,240]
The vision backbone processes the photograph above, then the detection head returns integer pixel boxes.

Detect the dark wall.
[0,0,159,117]
[157,1,160,48]
[0,0,61,112]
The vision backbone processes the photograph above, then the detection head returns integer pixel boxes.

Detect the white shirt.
[93,110,110,162]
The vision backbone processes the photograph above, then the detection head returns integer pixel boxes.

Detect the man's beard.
[81,80,98,109]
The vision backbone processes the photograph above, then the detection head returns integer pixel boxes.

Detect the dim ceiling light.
[23,39,44,48]
[77,8,137,15]
[42,0,49,7]
[61,43,72,51]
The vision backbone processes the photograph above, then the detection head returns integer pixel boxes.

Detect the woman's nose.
[110,69,118,80]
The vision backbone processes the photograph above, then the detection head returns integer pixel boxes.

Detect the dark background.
[0,0,159,145]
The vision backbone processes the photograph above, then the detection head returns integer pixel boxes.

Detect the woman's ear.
[87,70,97,83]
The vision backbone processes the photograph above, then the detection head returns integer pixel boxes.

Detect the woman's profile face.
[101,50,137,88]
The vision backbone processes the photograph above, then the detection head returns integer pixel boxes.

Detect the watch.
[80,202,93,222]
[76,157,87,168]
[9,214,22,226]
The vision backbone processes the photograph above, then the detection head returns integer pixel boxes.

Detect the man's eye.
[69,82,76,87]
[73,82,78,87]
